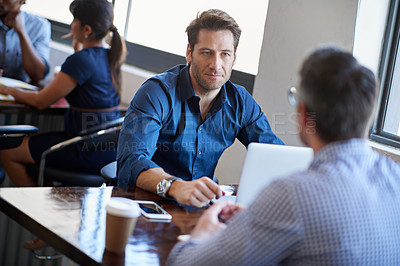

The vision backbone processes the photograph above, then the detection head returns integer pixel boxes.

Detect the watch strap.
[157,176,181,199]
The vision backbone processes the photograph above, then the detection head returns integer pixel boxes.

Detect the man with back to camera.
[167,47,400,265]
[0,0,50,84]
[117,9,283,207]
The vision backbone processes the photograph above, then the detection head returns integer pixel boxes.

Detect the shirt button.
[198,151,202,155]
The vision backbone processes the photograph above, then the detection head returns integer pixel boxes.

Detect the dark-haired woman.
[0,0,126,186]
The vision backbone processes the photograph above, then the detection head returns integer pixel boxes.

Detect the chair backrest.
[78,117,125,136]
[0,125,38,150]
[100,161,117,184]
[36,117,124,187]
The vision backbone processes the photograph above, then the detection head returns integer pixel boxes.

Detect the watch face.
[157,180,165,195]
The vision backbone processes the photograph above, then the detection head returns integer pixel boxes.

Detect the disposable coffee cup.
[105,197,140,254]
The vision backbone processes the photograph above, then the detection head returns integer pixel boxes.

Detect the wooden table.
[0,100,129,115]
[0,98,68,115]
[0,186,205,265]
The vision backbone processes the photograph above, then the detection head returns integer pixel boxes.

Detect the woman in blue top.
[0,0,126,186]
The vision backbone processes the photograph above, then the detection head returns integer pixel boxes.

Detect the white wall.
[353,0,390,75]
[215,0,359,184]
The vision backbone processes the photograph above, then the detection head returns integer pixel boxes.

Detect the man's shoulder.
[143,65,185,94]
[225,80,255,101]
[22,11,50,39]
[224,80,260,111]
[225,80,248,95]
[22,11,50,27]
[151,65,184,84]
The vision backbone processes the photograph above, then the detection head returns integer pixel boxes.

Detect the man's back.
[168,139,400,265]
[275,139,400,264]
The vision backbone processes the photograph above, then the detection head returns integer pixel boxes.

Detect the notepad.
[0,94,15,101]
[0,77,38,90]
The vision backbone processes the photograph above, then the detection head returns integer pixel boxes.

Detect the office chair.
[0,125,39,184]
[26,117,124,187]
[100,160,117,182]
[0,125,38,149]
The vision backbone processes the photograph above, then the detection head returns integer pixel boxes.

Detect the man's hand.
[190,200,244,242]
[168,177,224,207]
[4,8,24,34]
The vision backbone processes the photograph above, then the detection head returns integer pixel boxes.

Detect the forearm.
[0,72,75,110]
[17,30,47,83]
[136,167,174,194]
[1,86,43,109]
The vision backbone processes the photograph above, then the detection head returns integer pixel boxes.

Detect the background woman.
[0,0,126,186]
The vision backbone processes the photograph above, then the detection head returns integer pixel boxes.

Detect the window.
[371,0,400,147]
[22,0,270,93]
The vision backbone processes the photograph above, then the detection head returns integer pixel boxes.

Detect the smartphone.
[134,200,172,220]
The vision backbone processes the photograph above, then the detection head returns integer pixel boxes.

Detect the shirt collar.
[178,65,196,102]
[178,65,232,108]
[0,19,9,31]
[311,138,372,166]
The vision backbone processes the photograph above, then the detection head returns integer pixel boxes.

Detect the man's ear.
[185,44,192,65]
[297,102,307,128]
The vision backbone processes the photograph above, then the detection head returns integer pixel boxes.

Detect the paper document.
[0,94,15,101]
[0,77,38,90]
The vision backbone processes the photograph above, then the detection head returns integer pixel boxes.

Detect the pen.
[204,201,227,223]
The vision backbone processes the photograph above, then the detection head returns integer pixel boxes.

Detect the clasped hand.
[190,200,244,241]
[168,177,224,208]
[3,10,24,33]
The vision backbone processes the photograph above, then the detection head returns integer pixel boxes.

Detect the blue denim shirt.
[0,11,50,82]
[117,65,283,186]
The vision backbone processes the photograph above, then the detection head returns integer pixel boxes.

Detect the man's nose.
[210,54,222,70]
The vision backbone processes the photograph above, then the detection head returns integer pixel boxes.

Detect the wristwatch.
[156,176,181,199]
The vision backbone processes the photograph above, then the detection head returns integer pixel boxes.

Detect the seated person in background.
[167,47,400,265]
[117,9,283,207]
[0,0,126,186]
[0,0,50,84]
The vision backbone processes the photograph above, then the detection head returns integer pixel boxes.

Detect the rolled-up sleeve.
[27,14,51,77]
[116,80,169,186]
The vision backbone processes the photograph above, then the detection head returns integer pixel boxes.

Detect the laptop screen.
[235,143,313,207]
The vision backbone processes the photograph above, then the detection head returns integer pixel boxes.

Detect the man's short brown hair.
[186,9,242,52]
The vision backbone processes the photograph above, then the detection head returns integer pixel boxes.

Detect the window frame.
[370,0,400,148]
[48,17,256,94]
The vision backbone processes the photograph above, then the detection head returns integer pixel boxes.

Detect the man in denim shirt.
[0,0,50,83]
[117,9,283,207]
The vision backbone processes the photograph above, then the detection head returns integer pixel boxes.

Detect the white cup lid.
[106,197,141,218]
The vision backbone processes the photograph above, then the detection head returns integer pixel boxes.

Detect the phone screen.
[139,203,164,214]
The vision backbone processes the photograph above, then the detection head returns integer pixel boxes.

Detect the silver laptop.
[228,143,314,207]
